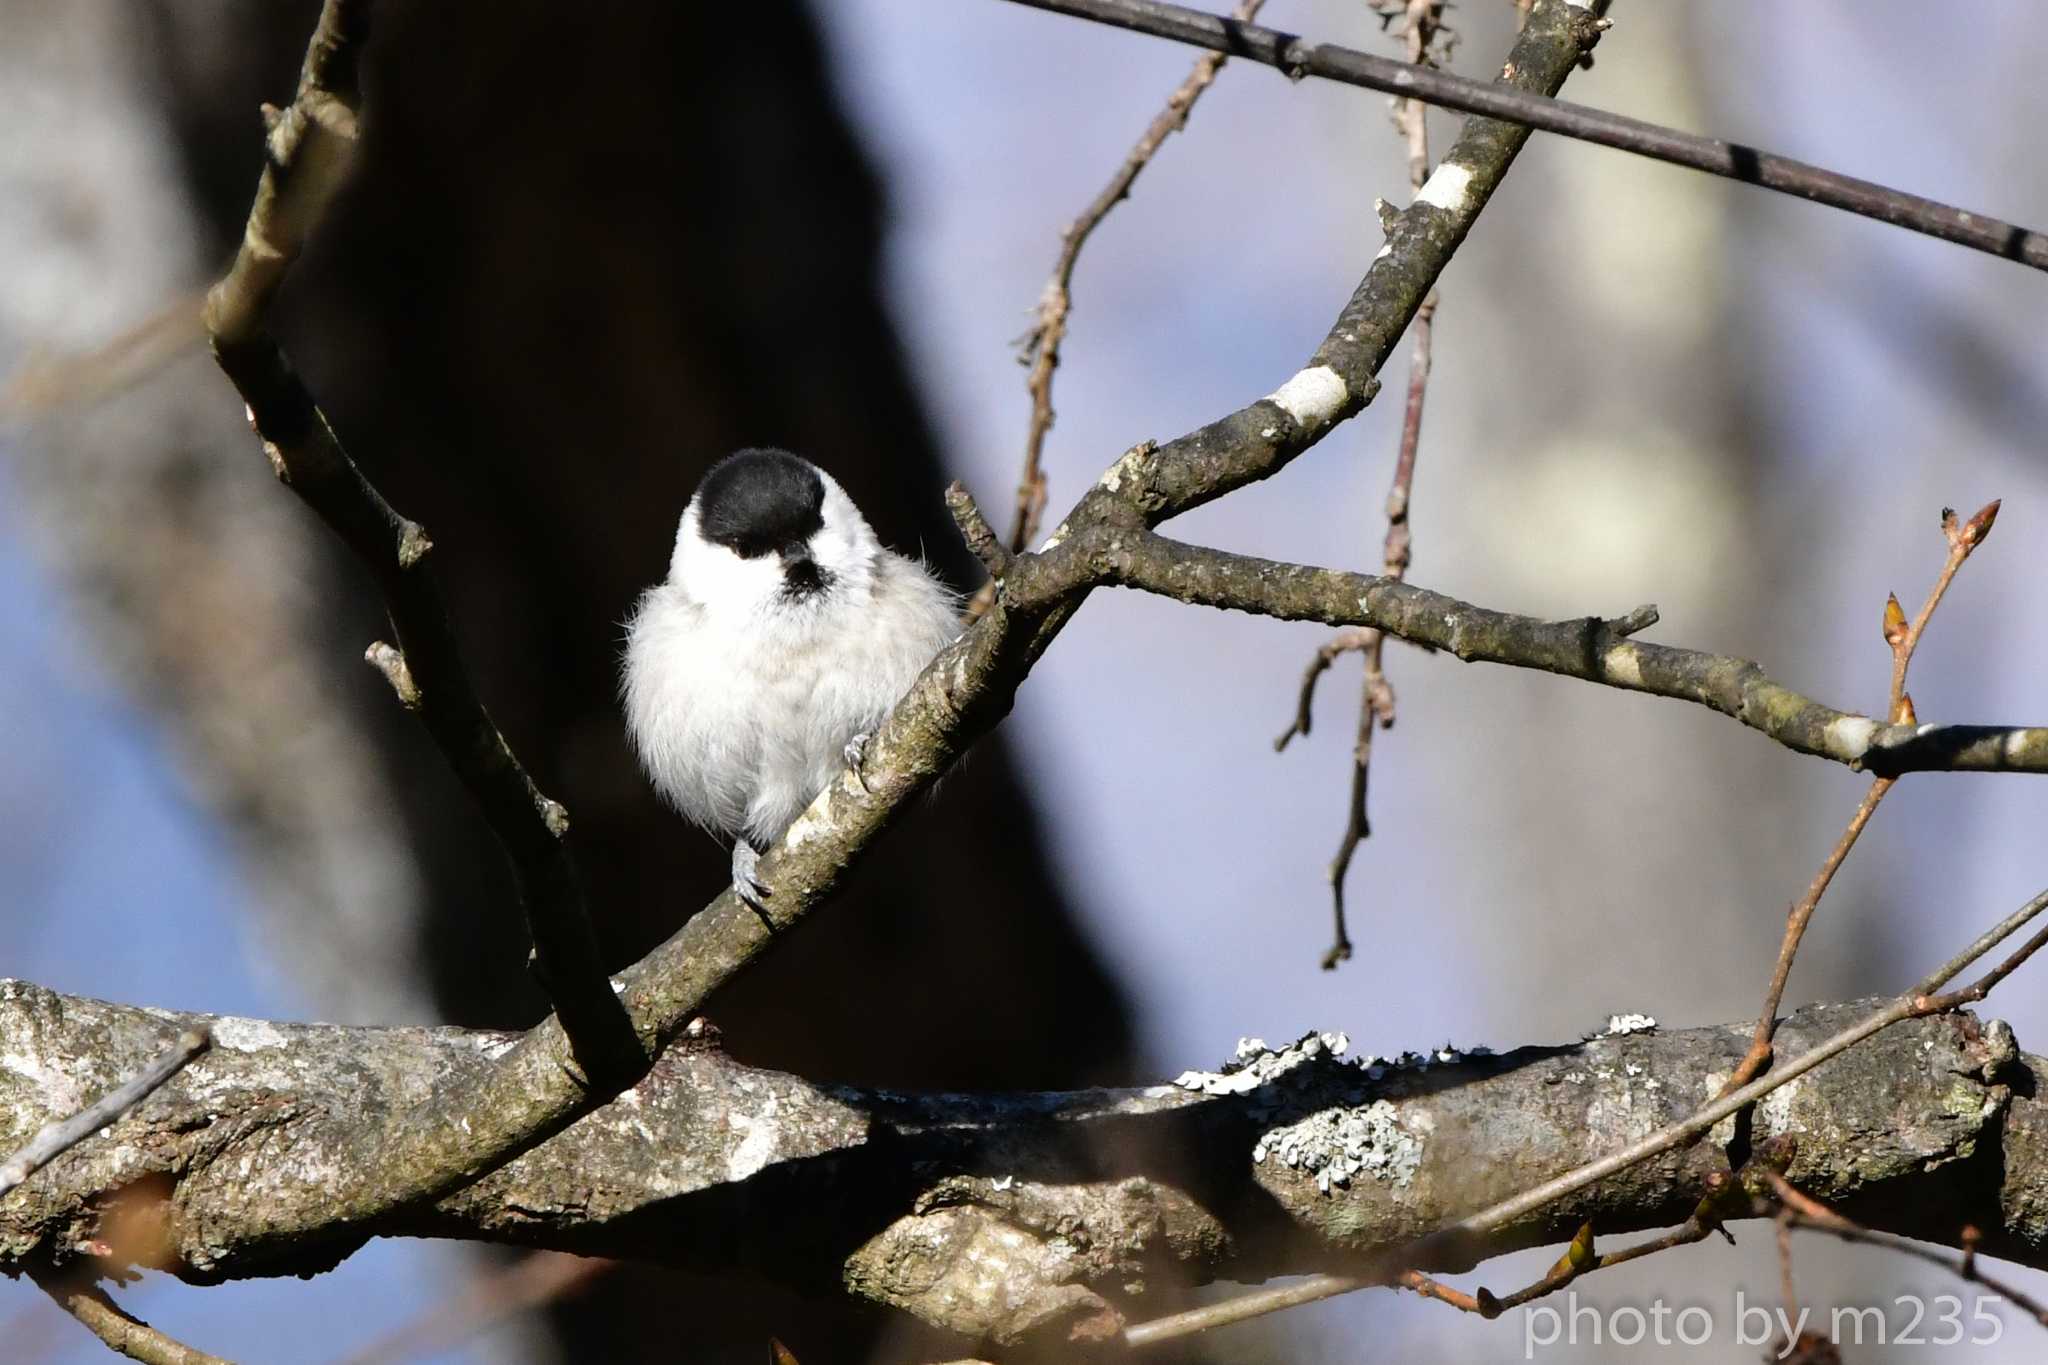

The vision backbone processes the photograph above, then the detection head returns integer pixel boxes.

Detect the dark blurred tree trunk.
[124,1,1141,1359]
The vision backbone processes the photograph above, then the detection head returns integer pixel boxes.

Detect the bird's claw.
[844,732,871,794]
[731,840,772,923]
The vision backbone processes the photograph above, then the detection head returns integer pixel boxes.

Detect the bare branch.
[1002,0,1267,562]
[1724,498,1999,1091]
[199,0,644,1089]
[998,0,2048,274]
[1723,775,1895,1093]
[2,980,2041,1349]
[1769,1175,2048,1330]
[31,1273,234,1365]
[0,1027,209,1200]
[1285,0,1447,970]
[1021,528,2048,775]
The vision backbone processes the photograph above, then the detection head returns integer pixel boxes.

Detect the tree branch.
[1003,0,1268,562]
[0,1027,210,1200]
[1011,527,2048,775]
[2,981,2042,1350]
[30,1274,235,1365]
[198,0,645,1089]
[997,0,2048,274]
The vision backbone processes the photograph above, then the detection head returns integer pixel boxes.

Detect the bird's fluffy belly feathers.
[623,555,956,846]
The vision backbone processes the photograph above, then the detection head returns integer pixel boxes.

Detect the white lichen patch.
[210,1015,289,1051]
[1096,446,1149,494]
[1264,365,1348,435]
[1173,1031,1350,1097]
[1253,1099,1422,1193]
[724,1094,781,1184]
[0,1048,85,1116]
[1168,1031,1494,1195]
[1415,161,1475,213]
[1822,714,1877,763]
[1755,1074,1803,1136]
[1601,642,1644,688]
[1599,1013,1658,1038]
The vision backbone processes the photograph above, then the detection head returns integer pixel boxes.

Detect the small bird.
[623,448,959,909]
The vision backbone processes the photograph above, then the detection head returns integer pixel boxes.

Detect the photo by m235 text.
[1522,1289,2009,1357]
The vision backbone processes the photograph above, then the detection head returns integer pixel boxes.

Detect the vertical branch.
[1280,0,1450,969]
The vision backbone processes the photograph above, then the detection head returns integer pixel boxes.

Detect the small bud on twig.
[1892,692,1917,726]
[1881,593,1908,647]
[1961,498,2001,550]
[1546,1221,1595,1276]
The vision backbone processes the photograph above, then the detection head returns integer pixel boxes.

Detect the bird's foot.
[844,732,871,794]
[731,839,772,926]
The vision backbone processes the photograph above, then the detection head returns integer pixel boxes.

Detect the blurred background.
[2,0,2045,1360]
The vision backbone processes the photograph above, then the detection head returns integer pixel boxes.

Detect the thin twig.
[966,0,1266,619]
[0,1028,210,1200]
[1767,1172,2048,1329]
[997,0,2048,274]
[1722,499,1998,1092]
[1722,776,1894,1092]
[31,1273,235,1365]
[1120,883,2048,1347]
[200,0,644,1089]
[1287,0,1447,969]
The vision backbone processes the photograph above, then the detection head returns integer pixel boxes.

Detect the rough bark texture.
[2,983,2039,1348]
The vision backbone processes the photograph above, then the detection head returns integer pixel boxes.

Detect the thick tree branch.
[2,982,2044,1350]
[0,1028,210,1206]
[1010,527,2048,775]
[999,0,2048,274]
[198,0,644,1088]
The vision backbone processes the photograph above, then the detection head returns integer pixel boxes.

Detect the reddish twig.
[965,0,1266,619]
[1277,0,1448,969]
[1766,1171,2048,1330]
[1723,499,1999,1092]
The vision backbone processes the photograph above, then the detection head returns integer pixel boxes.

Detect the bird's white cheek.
[678,539,784,619]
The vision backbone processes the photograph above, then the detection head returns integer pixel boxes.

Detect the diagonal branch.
[31,1272,235,1365]
[1013,527,2048,775]
[998,0,2048,274]
[199,0,645,1089]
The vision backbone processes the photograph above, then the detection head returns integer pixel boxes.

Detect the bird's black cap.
[693,448,826,559]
